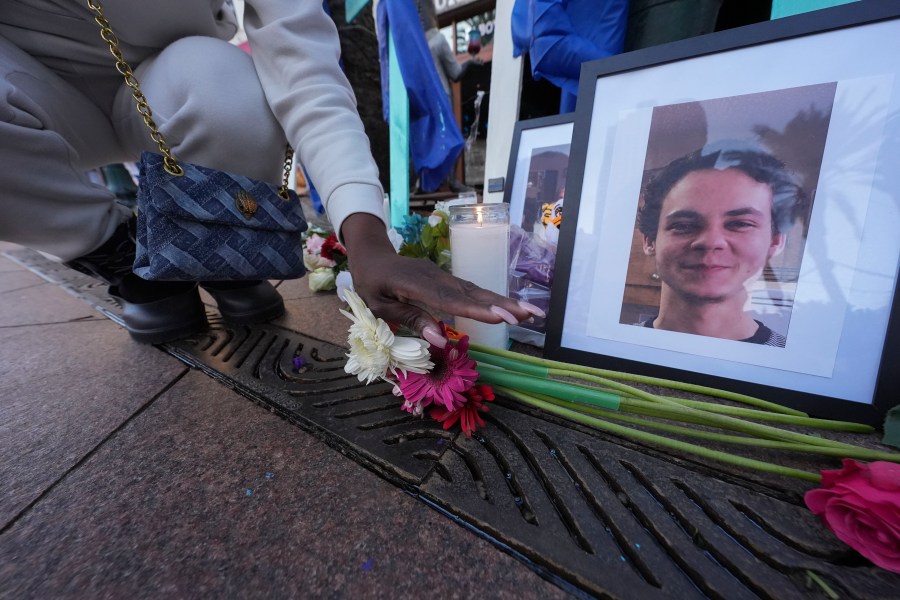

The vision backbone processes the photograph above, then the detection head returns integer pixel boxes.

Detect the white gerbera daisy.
[340,290,433,383]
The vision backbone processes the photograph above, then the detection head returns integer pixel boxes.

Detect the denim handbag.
[133,152,307,281]
[88,0,307,282]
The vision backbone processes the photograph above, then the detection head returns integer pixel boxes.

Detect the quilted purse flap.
[139,152,305,233]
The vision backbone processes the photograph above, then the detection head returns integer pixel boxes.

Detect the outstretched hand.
[341,213,543,346]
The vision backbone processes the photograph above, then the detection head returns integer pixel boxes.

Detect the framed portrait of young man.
[545,1,900,425]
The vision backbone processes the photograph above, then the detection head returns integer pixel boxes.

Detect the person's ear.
[643,235,656,255]
[768,231,786,259]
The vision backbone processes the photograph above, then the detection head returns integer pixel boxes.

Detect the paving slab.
[0,269,50,294]
[0,370,566,600]
[0,251,25,272]
[0,269,98,327]
[0,309,188,529]
[274,276,327,302]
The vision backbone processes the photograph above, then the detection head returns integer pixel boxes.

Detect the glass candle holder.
[456,190,478,204]
[449,203,510,349]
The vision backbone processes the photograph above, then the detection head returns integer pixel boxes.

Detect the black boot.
[110,276,208,344]
[64,220,208,344]
[200,281,285,325]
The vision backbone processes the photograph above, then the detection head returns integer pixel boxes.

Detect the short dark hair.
[637,141,806,241]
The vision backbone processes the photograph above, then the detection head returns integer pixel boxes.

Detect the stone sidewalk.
[0,242,568,599]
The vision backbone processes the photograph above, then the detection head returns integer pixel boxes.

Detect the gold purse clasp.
[235,190,258,219]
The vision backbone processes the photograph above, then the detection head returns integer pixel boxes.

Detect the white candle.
[449,204,510,349]
[382,193,391,230]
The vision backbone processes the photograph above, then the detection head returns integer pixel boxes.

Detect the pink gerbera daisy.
[396,331,479,414]
[429,384,495,437]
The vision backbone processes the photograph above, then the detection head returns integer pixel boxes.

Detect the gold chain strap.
[281,147,295,200]
[85,0,295,199]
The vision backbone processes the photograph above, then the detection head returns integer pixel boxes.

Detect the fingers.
[426,270,539,324]
[343,229,544,340]
[518,300,546,318]
[490,305,519,325]
[421,325,448,347]
[362,288,448,346]
[382,263,538,329]
[489,302,545,324]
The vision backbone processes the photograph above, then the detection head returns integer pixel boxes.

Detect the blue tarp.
[377,0,464,192]
[511,0,629,113]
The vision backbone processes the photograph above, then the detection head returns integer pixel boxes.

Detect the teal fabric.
[388,31,410,229]
[345,0,369,23]
[771,0,859,19]
[377,0,464,192]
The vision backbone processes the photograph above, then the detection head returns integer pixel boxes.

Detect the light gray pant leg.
[0,35,132,261]
[112,36,287,184]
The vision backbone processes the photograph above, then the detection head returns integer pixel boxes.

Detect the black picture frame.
[545,0,900,426]
[503,114,575,346]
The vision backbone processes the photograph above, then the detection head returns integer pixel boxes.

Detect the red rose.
[805,459,900,573]
[320,233,346,261]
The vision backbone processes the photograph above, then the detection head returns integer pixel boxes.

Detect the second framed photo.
[545,1,900,425]
[503,114,575,346]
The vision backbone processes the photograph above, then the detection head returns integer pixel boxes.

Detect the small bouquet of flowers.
[396,211,452,272]
[341,290,494,436]
[302,228,348,292]
[303,211,447,295]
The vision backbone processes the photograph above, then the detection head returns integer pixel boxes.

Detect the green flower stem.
[476,364,622,410]
[471,350,871,432]
[648,395,873,431]
[548,364,853,433]
[805,571,840,600]
[531,393,900,463]
[470,349,681,407]
[548,366,871,432]
[468,342,807,416]
[478,363,863,451]
[468,350,550,377]
[469,350,672,404]
[615,397,865,451]
[546,368,682,405]
[493,385,821,483]
[547,369,866,435]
